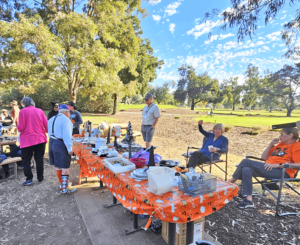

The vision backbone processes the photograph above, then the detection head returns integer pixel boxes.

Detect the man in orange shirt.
[230,127,300,208]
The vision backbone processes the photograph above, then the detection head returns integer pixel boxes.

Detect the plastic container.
[103,156,136,174]
[130,158,146,168]
[179,175,217,196]
[148,167,176,195]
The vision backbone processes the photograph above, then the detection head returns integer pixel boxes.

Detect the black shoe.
[237,199,255,209]
[4,172,10,178]
[0,175,4,179]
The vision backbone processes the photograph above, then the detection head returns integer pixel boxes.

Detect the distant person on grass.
[141,93,160,148]
[230,127,300,209]
[17,97,48,186]
[48,104,77,195]
[68,102,83,135]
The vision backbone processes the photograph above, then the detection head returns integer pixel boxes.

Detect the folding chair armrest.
[246,156,265,161]
[188,146,201,150]
[284,164,300,170]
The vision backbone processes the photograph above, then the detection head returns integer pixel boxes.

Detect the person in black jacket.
[47,102,59,120]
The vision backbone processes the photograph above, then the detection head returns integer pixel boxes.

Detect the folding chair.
[182,137,228,181]
[240,156,300,216]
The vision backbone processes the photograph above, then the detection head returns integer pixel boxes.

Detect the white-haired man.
[48,104,76,195]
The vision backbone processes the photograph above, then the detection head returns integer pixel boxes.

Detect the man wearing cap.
[1,109,12,126]
[68,102,83,135]
[48,104,77,195]
[47,102,59,120]
[141,93,160,148]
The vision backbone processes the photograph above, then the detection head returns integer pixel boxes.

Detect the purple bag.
[132,150,162,165]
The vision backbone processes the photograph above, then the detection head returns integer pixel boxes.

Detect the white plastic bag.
[148,167,176,195]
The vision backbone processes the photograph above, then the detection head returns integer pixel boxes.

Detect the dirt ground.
[0,108,300,245]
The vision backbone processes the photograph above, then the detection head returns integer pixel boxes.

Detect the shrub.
[249,125,269,134]
[237,114,246,117]
[174,116,181,119]
[224,124,233,132]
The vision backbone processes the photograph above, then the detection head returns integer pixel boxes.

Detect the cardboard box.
[162,217,205,245]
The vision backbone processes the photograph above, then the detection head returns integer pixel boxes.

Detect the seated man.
[187,120,228,168]
[1,109,12,126]
[230,127,300,209]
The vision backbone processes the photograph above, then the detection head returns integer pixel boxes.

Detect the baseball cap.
[144,93,153,100]
[59,104,70,112]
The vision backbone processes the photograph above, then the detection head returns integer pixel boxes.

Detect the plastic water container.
[95,138,106,149]
[148,167,176,195]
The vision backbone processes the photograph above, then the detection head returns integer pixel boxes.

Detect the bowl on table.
[130,158,146,168]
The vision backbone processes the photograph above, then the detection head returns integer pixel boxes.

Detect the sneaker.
[23,179,34,186]
[38,177,45,183]
[61,188,77,195]
[237,199,255,209]
[18,166,24,170]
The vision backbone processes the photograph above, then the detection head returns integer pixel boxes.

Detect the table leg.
[124,213,144,235]
[104,195,122,208]
[168,222,176,245]
[186,221,194,245]
[92,180,107,190]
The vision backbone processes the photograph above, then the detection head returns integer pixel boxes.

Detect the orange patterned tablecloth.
[73,143,238,223]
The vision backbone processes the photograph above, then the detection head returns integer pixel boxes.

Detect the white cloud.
[258,37,265,40]
[204,35,218,44]
[148,0,162,5]
[219,33,234,40]
[280,15,287,20]
[165,1,182,16]
[187,19,224,39]
[169,23,175,34]
[166,19,170,22]
[157,71,178,81]
[263,46,270,51]
[152,15,161,22]
[283,10,287,13]
[266,31,281,41]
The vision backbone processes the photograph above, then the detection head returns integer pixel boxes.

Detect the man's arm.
[73,111,83,126]
[152,117,159,129]
[62,119,73,152]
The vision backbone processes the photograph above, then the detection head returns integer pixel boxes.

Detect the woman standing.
[17,97,48,186]
[10,100,20,125]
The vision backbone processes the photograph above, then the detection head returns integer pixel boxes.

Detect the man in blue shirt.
[68,102,83,135]
[48,104,76,195]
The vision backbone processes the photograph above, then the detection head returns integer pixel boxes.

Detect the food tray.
[179,176,217,196]
[103,156,136,174]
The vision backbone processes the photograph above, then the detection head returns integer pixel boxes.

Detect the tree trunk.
[112,94,117,115]
[248,105,251,111]
[287,109,292,117]
[269,107,272,113]
[69,91,77,103]
[232,103,235,110]
[191,98,195,110]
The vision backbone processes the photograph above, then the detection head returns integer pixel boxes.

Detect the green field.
[195,115,300,128]
[119,104,179,110]
[195,108,300,118]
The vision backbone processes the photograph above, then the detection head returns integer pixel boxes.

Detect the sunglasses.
[54,106,58,108]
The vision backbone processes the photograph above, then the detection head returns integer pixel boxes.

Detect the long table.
[74,142,238,220]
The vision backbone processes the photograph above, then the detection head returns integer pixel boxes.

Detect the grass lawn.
[194,115,300,128]
[119,104,178,110]
[195,108,300,117]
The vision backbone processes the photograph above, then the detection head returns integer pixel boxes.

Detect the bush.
[174,116,181,119]
[237,114,246,117]
[249,125,269,134]
[224,124,233,132]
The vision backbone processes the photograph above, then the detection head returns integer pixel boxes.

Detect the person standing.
[10,100,20,125]
[47,102,59,120]
[68,102,83,135]
[48,104,76,195]
[17,97,48,186]
[141,93,160,148]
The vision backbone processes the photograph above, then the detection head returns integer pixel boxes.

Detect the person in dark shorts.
[48,104,76,195]
[141,93,160,148]
[68,102,83,135]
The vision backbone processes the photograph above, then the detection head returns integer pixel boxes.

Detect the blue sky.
[139,0,295,86]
